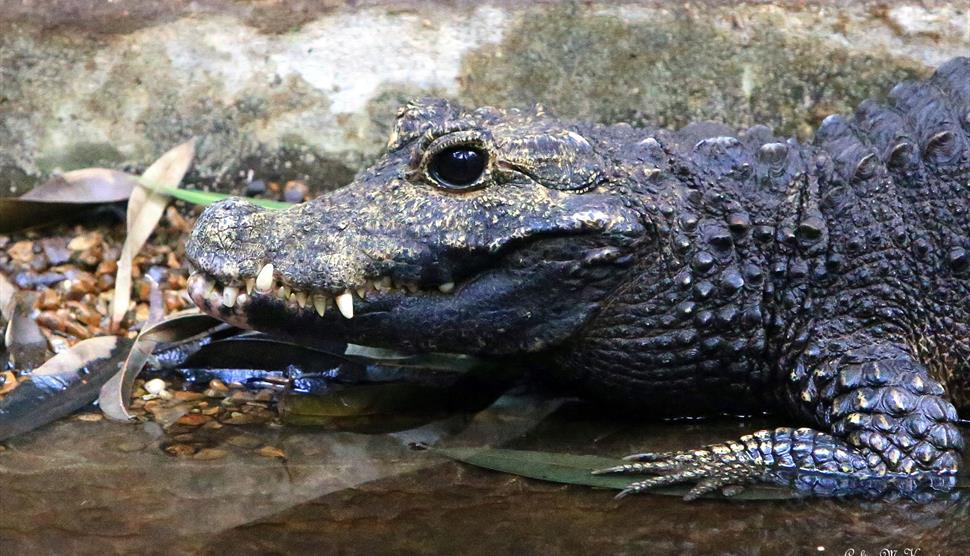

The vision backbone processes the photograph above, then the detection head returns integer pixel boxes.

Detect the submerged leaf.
[436,447,970,500]
[0,335,133,441]
[110,139,196,328]
[436,447,801,500]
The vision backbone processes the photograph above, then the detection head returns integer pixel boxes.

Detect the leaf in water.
[280,358,519,433]
[180,336,348,372]
[0,169,138,233]
[434,447,803,500]
[99,311,225,422]
[343,344,488,372]
[0,335,133,441]
[110,139,196,328]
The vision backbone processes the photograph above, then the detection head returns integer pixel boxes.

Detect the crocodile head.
[185,99,648,355]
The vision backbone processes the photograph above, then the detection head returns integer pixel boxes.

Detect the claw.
[685,478,722,501]
[615,488,636,500]
[622,451,668,462]
[591,465,628,475]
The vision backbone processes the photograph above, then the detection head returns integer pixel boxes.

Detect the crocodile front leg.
[594,340,964,500]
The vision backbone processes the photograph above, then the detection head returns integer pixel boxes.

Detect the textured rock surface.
[1,0,966,195]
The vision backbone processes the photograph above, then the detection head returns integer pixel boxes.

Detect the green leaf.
[436,447,970,499]
[137,178,293,210]
[435,447,801,500]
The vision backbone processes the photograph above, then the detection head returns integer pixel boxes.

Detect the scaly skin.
[185,58,970,499]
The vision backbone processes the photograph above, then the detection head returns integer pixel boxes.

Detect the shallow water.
[1,397,967,555]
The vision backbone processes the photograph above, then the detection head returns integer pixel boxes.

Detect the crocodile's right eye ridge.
[428,146,488,190]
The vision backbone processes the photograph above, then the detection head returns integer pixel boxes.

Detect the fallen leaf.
[98,311,228,422]
[110,139,195,328]
[435,447,800,499]
[0,169,138,233]
[0,335,133,441]
[19,168,136,202]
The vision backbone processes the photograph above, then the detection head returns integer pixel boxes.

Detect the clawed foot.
[593,443,761,500]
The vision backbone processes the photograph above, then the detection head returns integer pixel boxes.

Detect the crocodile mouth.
[187,263,458,323]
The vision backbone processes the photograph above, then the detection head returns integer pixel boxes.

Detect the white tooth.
[295,291,308,308]
[374,277,390,292]
[313,294,328,316]
[336,290,354,319]
[223,286,238,307]
[245,277,255,295]
[277,285,290,300]
[237,293,248,306]
[255,264,274,292]
[356,287,366,299]
[438,282,455,294]
[203,278,215,296]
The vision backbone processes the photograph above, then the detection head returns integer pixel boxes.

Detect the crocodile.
[185,57,970,499]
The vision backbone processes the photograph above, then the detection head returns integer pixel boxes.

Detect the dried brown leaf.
[109,139,195,328]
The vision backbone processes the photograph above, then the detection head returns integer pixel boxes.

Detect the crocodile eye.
[429,146,487,190]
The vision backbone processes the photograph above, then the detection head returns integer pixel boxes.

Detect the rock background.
[1,0,967,195]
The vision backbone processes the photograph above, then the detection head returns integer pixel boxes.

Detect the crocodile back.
[810,57,970,409]
[555,58,969,415]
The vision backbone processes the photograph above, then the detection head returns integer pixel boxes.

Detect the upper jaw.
[186,262,457,322]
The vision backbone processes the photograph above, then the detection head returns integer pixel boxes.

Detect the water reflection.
[1,398,967,555]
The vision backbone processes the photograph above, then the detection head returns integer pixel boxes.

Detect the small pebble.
[176,414,212,427]
[258,446,286,459]
[174,391,206,401]
[144,378,167,395]
[164,443,197,457]
[223,412,261,425]
[208,379,229,392]
[193,448,228,461]
[75,413,103,422]
[283,180,309,203]
[116,441,147,453]
[0,371,18,395]
[227,435,262,448]
[245,179,267,196]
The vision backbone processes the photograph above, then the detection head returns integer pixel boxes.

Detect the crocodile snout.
[185,197,270,283]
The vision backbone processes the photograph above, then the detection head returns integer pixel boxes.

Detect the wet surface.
[1,399,967,555]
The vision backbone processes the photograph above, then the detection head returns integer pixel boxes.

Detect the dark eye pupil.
[430,147,486,189]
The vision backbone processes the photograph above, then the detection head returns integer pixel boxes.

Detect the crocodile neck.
[550,133,819,415]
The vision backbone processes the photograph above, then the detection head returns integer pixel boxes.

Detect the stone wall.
[1,0,967,194]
